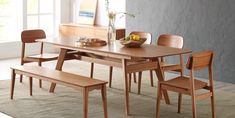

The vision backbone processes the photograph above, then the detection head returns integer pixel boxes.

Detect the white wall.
[69,0,126,27]
[95,0,126,28]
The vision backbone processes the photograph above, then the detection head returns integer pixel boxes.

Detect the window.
[26,0,56,36]
[0,0,59,42]
[0,0,22,42]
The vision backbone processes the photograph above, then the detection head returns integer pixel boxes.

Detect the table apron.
[74,54,159,73]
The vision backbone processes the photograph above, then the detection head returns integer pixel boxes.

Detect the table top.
[38,37,192,59]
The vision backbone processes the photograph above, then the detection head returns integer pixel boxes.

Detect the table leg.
[49,48,68,93]
[154,58,170,104]
[122,59,130,115]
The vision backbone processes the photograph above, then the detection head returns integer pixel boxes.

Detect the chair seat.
[24,53,58,62]
[161,76,207,90]
[162,63,182,71]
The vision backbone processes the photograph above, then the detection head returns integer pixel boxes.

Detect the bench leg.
[29,77,33,96]
[83,88,89,118]
[101,85,108,118]
[10,69,16,99]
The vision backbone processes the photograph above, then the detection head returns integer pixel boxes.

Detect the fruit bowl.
[120,34,146,48]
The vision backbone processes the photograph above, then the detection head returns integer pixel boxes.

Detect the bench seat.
[10,65,108,118]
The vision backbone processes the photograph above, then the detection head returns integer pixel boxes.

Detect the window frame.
[23,0,57,37]
[0,0,59,43]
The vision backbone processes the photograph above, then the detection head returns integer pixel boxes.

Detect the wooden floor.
[1,58,235,93]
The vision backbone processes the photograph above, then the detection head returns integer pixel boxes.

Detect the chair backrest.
[186,51,214,70]
[130,31,152,44]
[21,29,46,43]
[157,34,183,49]
[186,51,214,89]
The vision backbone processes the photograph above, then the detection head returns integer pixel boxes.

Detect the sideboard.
[59,24,125,40]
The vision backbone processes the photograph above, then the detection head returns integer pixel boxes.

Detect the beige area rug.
[0,60,235,118]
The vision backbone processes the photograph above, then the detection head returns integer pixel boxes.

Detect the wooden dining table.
[37,37,192,115]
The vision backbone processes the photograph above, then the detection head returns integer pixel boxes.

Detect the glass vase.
[107,18,116,45]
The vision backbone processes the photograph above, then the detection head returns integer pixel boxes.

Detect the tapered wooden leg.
[154,58,170,104]
[128,73,132,92]
[20,62,24,83]
[138,72,142,95]
[122,59,129,115]
[83,88,89,118]
[133,73,137,83]
[50,48,67,93]
[29,77,33,96]
[180,54,184,77]
[178,93,182,113]
[180,70,183,77]
[150,70,154,87]
[109,66,113,88]
[10,69,16,99]
[156,82,162,118]
[211,91,216,118]
[39,79,42,88]
[191,94,197,118]
[20,75,23,83]
[90,63,94,78]
[38,62,42,88]
[101,85,108,118]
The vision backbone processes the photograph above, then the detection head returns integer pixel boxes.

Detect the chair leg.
[138,72,142,94]
[101,85,108,118]
[20,63,24,83]
[128,73,132,92]
[39,80,42,88]
[10,69,16,99]
[90,63,94,78]
[133,73,137,83]
[150,70,154,87]
[210,91,216,118]
[20,75,23,83]
[38,62,42,88]
[178,93,182,113]
[156,82,162,118]
[109,66,113,88]
[180,70,184,76]
[83,88,89,118]
[191,94,197,118]
[29,77,33,96]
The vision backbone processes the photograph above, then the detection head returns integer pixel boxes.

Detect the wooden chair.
[157,34,184,76]
[137,34,184,94]
[156,51,215,118]
[108,31,152,88]
[20,29,58,88]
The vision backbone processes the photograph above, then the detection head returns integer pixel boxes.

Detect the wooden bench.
[10,65,108,118]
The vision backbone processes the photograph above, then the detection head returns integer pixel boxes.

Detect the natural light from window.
[0,0,22,42]
[0,0,59,43]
